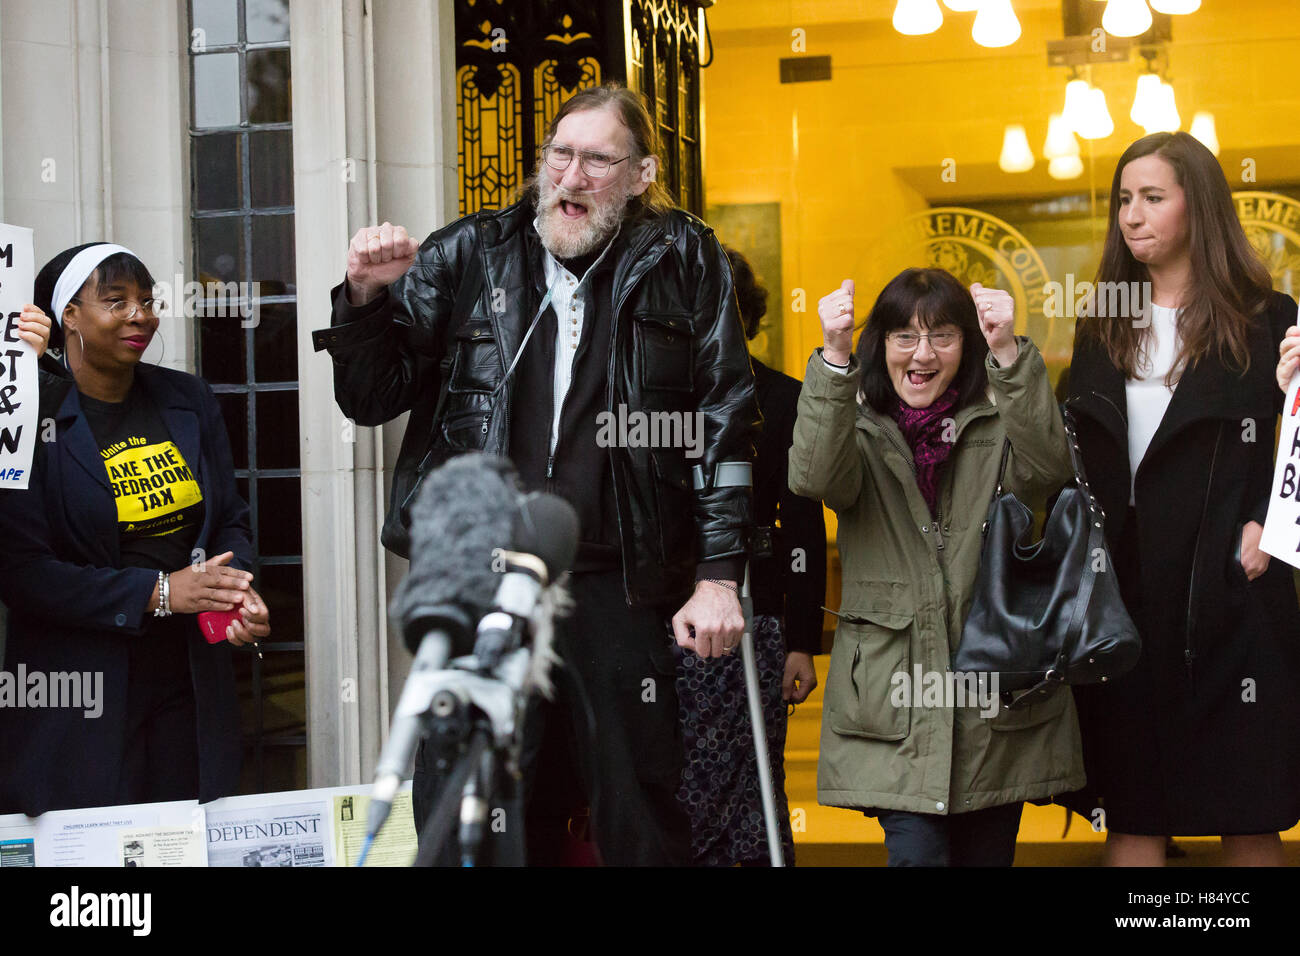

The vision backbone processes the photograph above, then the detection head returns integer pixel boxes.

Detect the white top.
[535,222,619,457]
[1125,303,1181,504]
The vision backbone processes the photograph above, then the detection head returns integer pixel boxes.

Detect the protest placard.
[0,223,38,489]
[1259,371,1300,567]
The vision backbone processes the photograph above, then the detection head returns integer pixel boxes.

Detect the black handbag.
[952,408,1141,708]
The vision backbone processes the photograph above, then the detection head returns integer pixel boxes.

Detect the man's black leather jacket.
[311,199,760,607]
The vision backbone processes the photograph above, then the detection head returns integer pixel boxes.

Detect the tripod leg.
[413,729,489,867]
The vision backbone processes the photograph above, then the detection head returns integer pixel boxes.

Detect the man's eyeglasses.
[73,297,165,320]
[885,329,963,352]
[541,144,631,179]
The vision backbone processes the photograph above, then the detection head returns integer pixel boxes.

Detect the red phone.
[198,598,244,644]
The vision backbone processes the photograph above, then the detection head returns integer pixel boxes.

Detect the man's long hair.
[518,82,676,217]
[1078,131,1272,382]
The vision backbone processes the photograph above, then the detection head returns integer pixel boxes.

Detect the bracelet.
[821,350,851,369]
[153,570,172,617]
[703,578,739,593]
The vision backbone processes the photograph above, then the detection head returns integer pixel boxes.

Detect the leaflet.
[0,813,36,867]
[332,790,417,867]
[121,826,206,867]
[34,801,204,867]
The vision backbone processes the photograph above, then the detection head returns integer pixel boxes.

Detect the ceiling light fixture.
[972,0,1022,48]
[893,0,944,35]
[1101,0,1153,38]
[999,124,1035,172]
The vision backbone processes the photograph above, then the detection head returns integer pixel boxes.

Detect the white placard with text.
[0,223,38,489]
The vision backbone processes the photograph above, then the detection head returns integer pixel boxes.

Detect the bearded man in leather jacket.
[312,83,760,865]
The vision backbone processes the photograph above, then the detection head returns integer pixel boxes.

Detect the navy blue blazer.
[0,362,251,815]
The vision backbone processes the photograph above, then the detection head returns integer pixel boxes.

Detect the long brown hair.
[1079,131,1272,381]
[519,82,675,217]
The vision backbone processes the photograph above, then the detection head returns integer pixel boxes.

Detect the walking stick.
[697,461,785,867]
[740,560,785,867]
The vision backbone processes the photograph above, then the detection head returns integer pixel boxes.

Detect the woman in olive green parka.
[789,268,1084,866]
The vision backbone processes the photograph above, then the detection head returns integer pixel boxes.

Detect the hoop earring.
[64,328,85,377]
[142,325,166,367]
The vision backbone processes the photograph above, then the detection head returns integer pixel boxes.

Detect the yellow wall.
[703,1,1300,553]
[703,0,1300,378]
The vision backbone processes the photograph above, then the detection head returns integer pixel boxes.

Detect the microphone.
[368,453,523,843]
[472,492,580,669]
[390,453,522,654]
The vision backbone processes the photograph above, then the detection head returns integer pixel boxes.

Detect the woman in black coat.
[1064,132,1300,865]
[672,247,826,865]
[0,243,270,815]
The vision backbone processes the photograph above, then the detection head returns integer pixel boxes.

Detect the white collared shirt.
[534,219,619,456]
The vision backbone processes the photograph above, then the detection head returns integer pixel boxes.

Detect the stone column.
[291,0,457,789]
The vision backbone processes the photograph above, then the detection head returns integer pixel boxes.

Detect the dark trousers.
[115,621,200,806]
[412,569,692,866]
[521,569,691,865]
[876,802,1024,867]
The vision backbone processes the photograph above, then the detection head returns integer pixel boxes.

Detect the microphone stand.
[410,643,532,867]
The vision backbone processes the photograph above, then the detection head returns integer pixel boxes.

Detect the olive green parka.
[789,338,1085,815]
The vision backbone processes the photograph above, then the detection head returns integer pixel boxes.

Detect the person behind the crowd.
[0,243,269,815]
[312,83,760,866]
[789,268,1084,866]
[672,247,826,866]
[1064,131,1300,866]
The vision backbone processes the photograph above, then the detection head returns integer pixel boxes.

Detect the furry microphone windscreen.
[389,453,523,655]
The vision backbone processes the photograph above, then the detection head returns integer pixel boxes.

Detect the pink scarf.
[890,387,959,517]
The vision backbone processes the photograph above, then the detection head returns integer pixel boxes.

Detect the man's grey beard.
[535,175,631,259]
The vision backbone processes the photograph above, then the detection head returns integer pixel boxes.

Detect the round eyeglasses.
[886,330,963,352]
[541,144,631,179]
[75,297,166,321]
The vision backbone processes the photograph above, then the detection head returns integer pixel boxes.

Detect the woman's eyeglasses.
[886,330,962,352]
[541,144,631,178]
[75,298,165,320]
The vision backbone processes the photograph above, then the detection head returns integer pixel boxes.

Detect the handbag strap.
[1048,406,1108,680]
[982,406,1110,686]
[982,407,1094,526]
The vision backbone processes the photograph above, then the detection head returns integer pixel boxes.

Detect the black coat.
[748,359,826,655]
[0,364,248,815]
[311,200,760,607]
[1064,290,1300,834]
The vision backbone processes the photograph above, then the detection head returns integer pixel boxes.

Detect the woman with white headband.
[0,242,270,815]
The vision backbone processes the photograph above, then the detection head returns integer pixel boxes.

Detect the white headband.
[52,243,136,325]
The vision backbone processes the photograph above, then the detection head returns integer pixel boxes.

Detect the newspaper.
[206,800,331,867]
[10,784,415,867]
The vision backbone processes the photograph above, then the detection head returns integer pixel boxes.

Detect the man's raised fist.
[346,222,419,305]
